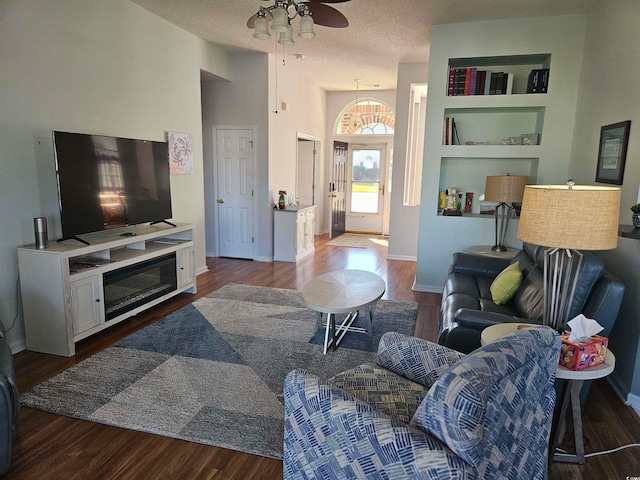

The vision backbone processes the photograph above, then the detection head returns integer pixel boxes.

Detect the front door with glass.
[329,141,348,238]
[346,145,386,234]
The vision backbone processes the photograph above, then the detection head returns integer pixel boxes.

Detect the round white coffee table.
[302,270,385,354]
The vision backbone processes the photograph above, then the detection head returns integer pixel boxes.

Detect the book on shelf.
[483,70,492,95]
[452,69,459,95]
[449,67,521,96]
[495,72,505,94]
[475,70,486,95]
[448,68,456,96]
[452,119,460,145]
[527,68,550,93]
[442,117,460,145]
[489,73,499,94]
[468,68,477,95]
[448,68,472,96]
[464,68,471,95]
[540,68,550,92]
[505,73,514,94]
[456,69,466,95]
[527,69,539,93]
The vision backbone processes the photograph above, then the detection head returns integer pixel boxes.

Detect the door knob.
[217,199,224,203]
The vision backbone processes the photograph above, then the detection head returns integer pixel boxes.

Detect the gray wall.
[201,53,327,261]
[388,63,428,261]
[0,0,232,351]
[201,54,270,259]
[567,0,640,410]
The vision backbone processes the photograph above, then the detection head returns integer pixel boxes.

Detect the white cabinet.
[18,222,196,356]
[70,275,104,335]
[177,246,195,288]
[274,206,317,262]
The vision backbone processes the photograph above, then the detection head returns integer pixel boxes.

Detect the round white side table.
[552,349,615,464]
[466,245,519,259]
[480,322,539,345]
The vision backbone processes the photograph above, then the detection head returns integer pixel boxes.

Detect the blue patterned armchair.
[284,327,560,479]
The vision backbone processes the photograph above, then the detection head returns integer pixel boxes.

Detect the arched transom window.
[336,100,395,135]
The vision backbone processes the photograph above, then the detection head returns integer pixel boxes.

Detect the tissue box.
[559,335,608,371]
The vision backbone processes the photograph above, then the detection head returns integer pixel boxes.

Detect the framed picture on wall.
[595,121,631,185]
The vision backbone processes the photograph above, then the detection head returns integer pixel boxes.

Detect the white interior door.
[346,144,387,233]
[216,129,254,259]
[297,138,315,207]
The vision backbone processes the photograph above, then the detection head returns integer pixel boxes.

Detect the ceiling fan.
[247,0,349,42]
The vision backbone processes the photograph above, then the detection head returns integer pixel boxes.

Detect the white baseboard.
[9,338,26,355]
[254,255,273,262]
[196,266,209,276]
[386,254,417,262]
[626,392,640,415]
[412,282,444,294]
[606,375,640,416]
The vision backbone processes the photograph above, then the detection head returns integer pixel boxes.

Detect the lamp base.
[492,203,511,255]
[543,248,584,332]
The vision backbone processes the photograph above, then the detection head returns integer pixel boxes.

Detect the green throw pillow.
[490,261,523,305]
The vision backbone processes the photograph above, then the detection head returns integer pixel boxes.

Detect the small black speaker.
[34,217,48,249]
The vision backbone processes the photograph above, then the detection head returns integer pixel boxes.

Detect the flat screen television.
[53,131,172,241]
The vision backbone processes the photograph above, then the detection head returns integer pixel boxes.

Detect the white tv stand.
[17,222,196,356]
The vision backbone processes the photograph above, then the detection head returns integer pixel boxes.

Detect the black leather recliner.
[438,243,624,354]
[0,321,19,475]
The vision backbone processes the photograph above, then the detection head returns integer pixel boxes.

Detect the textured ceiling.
[131,0,596,91]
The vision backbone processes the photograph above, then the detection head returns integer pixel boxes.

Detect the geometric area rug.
[21,283,418,459]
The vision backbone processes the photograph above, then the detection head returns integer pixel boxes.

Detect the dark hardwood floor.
[8,235,640,479]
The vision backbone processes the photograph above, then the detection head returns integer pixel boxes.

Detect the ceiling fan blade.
[247,9,273,29]
[247,13,258,29]
[302,2,348,28]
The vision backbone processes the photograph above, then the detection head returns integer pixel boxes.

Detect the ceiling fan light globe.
[278,28,295,45]
[298,15,315,38]
[271,6,290,33]
[253,15,271,39]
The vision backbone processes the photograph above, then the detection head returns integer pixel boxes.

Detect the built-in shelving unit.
[439,53,552,210]
[17,222,196,356]
[415,16,587,292]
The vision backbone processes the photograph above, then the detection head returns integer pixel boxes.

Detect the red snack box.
[559,334,608,371]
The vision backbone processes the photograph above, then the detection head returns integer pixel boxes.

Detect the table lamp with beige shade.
[484,174,529,252]
[517,181,620,331]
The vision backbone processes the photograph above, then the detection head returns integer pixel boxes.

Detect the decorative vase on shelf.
[278,190,286,210]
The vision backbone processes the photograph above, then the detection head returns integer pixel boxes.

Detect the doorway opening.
[297,133,321,236]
